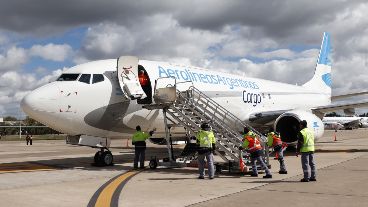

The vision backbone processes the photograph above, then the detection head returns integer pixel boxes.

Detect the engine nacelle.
[343,108,355,116]
[274,110,324,143]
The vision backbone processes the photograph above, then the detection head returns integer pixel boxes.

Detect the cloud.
[0,33,8,45]
[76,14,224,65]
[76,22,136,61]
[0,46,28,71]
[30,43,73,61]
[0,69,63,117]
[1,0,368,117]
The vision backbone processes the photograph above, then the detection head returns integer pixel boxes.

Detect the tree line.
[0,116,60,135]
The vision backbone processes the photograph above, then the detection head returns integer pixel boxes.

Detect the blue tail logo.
[322,73,332,87]
[318,32,332,66]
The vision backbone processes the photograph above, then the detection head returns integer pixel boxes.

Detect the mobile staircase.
[143,78,269,172]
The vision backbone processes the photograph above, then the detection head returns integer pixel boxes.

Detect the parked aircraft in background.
[323,116,368,130]
[21,32,368,165]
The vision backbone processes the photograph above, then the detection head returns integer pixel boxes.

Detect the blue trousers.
[250,150,271,176]
[274,145,287,171]
[301,152,316,179]
[198,152,214,178]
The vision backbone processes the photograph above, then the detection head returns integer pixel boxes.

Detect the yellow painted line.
[0,163,56,174]
[0,169,55,174]
[94,171,138,207]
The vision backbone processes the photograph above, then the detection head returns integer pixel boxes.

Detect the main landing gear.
[94,147,114,166]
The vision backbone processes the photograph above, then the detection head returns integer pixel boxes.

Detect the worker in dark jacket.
[132,125,155,169]
[296,120,316,182]
[196,122,216,179]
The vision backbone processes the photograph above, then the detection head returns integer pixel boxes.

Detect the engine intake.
[275,110,324,143]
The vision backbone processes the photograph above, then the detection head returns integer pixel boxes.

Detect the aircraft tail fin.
[303,32,332,97]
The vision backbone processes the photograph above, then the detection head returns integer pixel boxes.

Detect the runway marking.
[0,163,56,174]
[88,170,141,207]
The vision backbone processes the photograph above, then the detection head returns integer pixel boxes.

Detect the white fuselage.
[21,59,329,139]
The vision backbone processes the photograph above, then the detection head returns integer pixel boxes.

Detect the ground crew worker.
[26,133,33,145]
[267,128,287,174]
[132,125,155,169]
[296,120,317,182]
[196,122,216,179]
[240,128,272,178]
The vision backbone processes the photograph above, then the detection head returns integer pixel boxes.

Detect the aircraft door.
[117,56,147,100]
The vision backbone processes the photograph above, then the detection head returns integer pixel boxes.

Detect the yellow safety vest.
[300,128,315,152]
[132,131,150,143]
[196,130,216,148]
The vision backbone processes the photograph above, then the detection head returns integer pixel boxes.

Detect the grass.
[0,134,66,141]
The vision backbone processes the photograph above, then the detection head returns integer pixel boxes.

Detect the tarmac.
[0,129,367,207]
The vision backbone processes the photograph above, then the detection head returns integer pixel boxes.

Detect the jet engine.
[274,110,324,143]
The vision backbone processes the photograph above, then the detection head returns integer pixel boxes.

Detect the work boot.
[300,178,309,182]
[198,176,204,179]
[263,174,272,179]
[309,177,317,181]
[250,173,258,177]
[279,170,288,174]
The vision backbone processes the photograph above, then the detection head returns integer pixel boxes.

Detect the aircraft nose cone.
[21,91,38,117]
[21,83,60,118]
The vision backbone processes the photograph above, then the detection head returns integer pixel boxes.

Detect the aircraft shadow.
[1,147,183,172]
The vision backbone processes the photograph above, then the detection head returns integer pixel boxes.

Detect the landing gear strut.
[94,147,114,166]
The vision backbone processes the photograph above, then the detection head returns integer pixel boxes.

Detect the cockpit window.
[56,74,80,81]
[78,74,91,84]
[92,74,104,84]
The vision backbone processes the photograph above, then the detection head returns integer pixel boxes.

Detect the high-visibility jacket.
[300,128,315,152]
[132,131,150,144]
[196,130,216,148]
[242,131,262,153]
[267,132,282,147]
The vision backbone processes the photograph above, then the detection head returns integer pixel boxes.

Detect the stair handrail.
[186,86,267,142]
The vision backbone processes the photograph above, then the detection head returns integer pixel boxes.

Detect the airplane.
[21,32,368,166]
[322,116,368,130]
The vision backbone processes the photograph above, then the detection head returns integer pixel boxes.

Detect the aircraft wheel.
[149,159,158,169]
[102,151,114,166]
[94,151,103,166]
[215,164,222,174]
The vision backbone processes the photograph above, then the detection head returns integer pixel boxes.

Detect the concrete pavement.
[0,129,367,207]
[191,153,368,207]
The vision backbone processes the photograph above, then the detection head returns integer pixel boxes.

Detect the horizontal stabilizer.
[331,91,368,101]
[313,101,368,114]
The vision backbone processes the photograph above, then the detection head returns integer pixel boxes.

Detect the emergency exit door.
[117,56,147,100]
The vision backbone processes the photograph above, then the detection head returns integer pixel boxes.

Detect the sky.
[0,0,367,118]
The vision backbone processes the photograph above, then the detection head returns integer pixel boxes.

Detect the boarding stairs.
[143,78,269,170]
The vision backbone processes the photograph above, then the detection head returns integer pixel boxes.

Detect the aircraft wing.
[312,101,368,114]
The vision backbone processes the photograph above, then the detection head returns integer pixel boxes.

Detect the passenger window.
[92,74,104,84]
[78,74,91,84]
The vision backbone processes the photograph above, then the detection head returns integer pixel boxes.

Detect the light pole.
[19,120,22,139]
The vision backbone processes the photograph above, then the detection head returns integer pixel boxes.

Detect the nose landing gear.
[94,147,114,166]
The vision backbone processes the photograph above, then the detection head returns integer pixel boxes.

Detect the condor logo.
[243,91,262,107]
